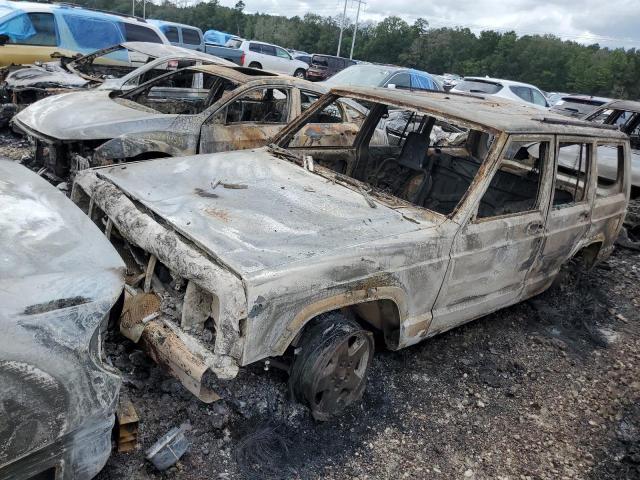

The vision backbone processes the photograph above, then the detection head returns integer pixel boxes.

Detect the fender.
[272,286,432,354]
[92,135,191,167]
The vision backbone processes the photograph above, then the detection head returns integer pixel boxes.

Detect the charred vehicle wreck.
[71,87,630,420]
[0,42,233,108]
[12,64,368,181]
[0,159,124,479]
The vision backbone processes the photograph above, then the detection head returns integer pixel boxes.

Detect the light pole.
[336,0,348,57]
[349,0,365,60]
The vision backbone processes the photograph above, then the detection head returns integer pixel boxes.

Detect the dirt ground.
[1,130,639,480]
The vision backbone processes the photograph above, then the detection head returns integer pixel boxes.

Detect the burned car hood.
[0,159,124,318]
[91,149,435,275]
[13,90,176,141]
[5,62,89,89]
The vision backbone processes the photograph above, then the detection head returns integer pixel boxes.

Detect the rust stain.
[204,207,231,222]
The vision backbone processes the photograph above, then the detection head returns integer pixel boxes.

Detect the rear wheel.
[248,62,262,69]
[293,69,306,79]
[289,312,374,421]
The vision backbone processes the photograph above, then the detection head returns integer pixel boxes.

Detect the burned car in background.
[12,64,369,180]
[562,98,640,198]
[71,87,629,420]
[0,159,124,479]
[0,42,234,108]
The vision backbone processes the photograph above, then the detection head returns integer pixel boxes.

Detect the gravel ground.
[2,131,639,480]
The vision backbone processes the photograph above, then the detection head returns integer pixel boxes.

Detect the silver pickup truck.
[71,87,630,420]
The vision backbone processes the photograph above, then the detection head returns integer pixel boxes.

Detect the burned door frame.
[524,136,595,297]
[428,133,555,334]
[588,140,631,258]
[198,84,297,153]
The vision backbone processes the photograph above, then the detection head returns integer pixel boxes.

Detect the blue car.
[0,0,168,67]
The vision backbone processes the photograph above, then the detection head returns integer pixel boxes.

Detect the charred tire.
[293,69,306,79]
[248,62,262,69]
[289,312,374,421]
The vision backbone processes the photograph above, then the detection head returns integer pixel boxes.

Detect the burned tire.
[248,62,262,69]
[289,313,374,421]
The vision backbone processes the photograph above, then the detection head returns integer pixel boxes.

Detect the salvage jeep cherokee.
[71,87,630,420]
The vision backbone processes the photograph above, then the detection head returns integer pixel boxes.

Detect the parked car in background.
[148,19,204,52]
[0,1,167,67]
[306,54,356,81]
[294,54,312,65]
[550,94,612,118]
[1,42,233,107]
[442,73,461,90]
[0,159,124,480]
[451,76,549,109]
[237,40,309,77]
[70,87,629,421]
[545,91,569,106]
[12,64,368,178]
[580,99,640,196]
[324,64,442,91]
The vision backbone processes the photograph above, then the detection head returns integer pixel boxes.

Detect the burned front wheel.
[289,313,374,421]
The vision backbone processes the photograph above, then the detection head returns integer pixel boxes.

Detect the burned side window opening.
[213,87,291,124]
[555,142,590,206]
[281,97,495,216]
[121,70,238,115]
[477,140,547,219]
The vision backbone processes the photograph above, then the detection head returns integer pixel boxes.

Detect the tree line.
[78,0,640,99]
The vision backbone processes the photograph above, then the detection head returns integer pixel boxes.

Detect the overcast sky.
[215,0,640,49]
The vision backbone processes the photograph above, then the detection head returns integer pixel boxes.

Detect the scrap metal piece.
[116,397,139,453]
[146,423,190,471]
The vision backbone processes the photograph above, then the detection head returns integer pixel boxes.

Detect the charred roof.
[329,86,629,138]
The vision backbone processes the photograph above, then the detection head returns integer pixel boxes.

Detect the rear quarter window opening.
[596,143,625,196]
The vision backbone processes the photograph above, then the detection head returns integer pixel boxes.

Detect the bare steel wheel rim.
[308,332,372,416]
[295,70,305,78]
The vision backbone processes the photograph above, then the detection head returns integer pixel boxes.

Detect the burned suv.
[71,87,630,420]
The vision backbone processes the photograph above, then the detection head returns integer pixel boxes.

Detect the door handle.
[526,222,544,234]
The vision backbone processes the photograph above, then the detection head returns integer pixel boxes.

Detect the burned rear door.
[199,86,294,152]
[429,135,554,333]
[524,137,594,297]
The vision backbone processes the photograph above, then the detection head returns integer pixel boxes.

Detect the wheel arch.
[274,287,407,355]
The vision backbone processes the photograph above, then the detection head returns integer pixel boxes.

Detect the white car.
[238,40,308,78]
[451,76,549,110]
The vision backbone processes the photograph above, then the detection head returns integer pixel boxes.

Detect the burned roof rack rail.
[535,117,619,130]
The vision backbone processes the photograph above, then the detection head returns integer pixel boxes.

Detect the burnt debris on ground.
[91,247,640,480]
